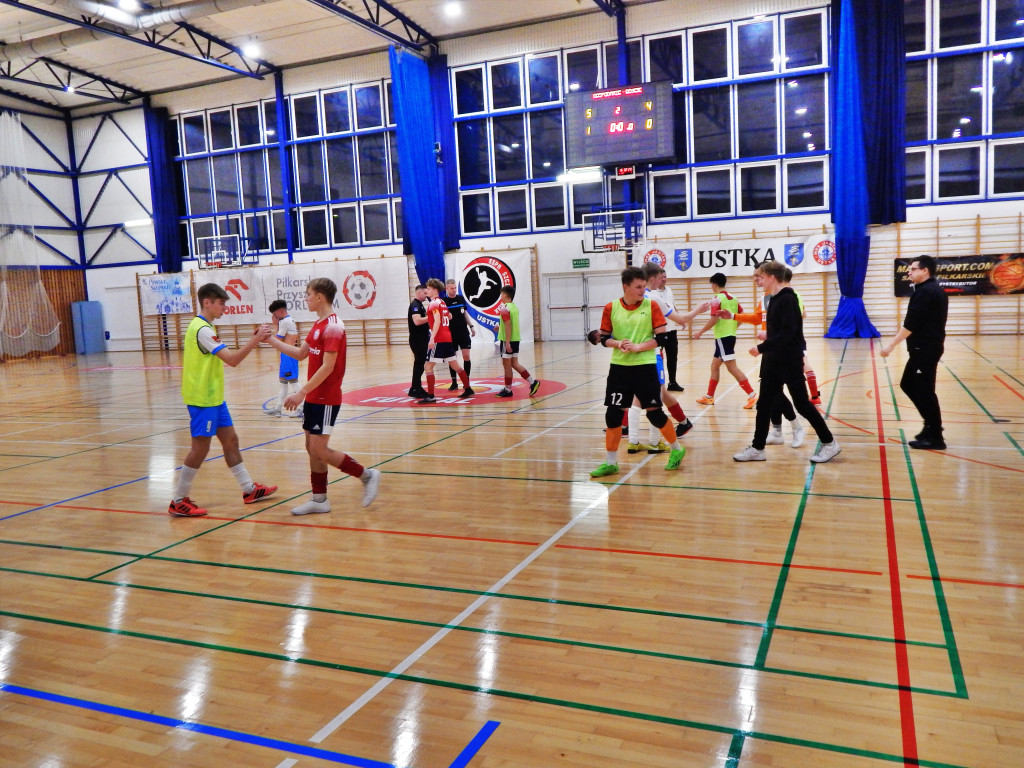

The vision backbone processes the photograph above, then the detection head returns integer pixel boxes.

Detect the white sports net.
[0,111,60,357]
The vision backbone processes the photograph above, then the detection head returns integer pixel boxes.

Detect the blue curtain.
[826,0,901,338]
[389,45,446,282]
[144,103,182,274]
[428,54,461,253]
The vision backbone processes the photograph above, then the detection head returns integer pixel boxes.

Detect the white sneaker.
[361,468,381,507]
[810,441,841,463]
[265,407,282,416]
[290,409,304,418]
[791,420,806,448]
[733,445,767,462]
[291,498,330,516]
[766,427,784,445]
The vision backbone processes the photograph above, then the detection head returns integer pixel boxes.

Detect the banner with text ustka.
[893,254,1024,297]
[640,234,839,279]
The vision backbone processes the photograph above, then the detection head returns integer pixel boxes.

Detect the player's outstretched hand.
[255,324,273,341]
[695,301,711,313]
[716,309,733,319]
[284,393,304,411]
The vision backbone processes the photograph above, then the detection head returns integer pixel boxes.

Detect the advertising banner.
[893,254,1024,296]
[453,249,534,344]
[139,273,193,316]
[642,234,839,280]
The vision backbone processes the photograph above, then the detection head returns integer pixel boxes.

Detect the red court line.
[554,544,884,575]
[869,340,919,766]
[994,375,1024,401]
[908,573,1024,590]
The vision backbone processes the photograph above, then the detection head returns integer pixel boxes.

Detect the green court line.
[883,356,901,421]
[955,340,1024,389]
[725,733,746,768]
[943,365,999,422]
[0,540,948,651]
[1006,432,1024,458]
[0,453,58,459]
[899,430,967,698]
[0,566,957,697]
[0,609,975,768]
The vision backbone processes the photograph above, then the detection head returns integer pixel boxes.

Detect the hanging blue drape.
[144,102,183,274]
[428,53,461,253]
[826,0,903,338]
[390,45,446,282]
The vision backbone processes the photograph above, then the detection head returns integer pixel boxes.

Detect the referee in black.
[881,255,949,450]
[407,284,429,398]
[443,278,475,390]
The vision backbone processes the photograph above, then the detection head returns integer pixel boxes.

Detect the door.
[546,271,622,341]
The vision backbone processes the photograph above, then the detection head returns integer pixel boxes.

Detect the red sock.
[311,471,328,495]
[459,369,470,387]
[426,373,435,395]
[505,376,513,387]
[739,378,754,395]
[337,454,365,479]
[620,410,628,426]
[520,369,531,380]
[667,402,686,422]
[806,370,819,398]
[707,379,719,397]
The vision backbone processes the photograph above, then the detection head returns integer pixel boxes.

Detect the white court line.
[493,400,604,457]
[304,455,655,746]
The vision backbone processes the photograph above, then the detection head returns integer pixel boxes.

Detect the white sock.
[669,440,680,450]
[606,451,618,465]
[277,382,290,409]
[174,465,198,502]
[229,462,255,493]
[312,493,327,502]
[628,406,642,443]
[290,382,302,411]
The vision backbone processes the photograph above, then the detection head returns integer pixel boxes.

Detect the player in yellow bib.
[590,267,686,477]
[169,283,277,517]
[693,272,758,408]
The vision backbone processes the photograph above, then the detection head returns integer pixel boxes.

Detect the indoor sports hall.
[1,2,1023,768]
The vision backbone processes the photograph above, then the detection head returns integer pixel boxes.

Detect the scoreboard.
[564,81,675,169]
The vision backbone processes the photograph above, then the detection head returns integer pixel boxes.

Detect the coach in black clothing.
[881,255,949,450]
[407,284,430,397]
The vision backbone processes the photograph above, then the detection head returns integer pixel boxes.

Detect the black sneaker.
[448,381,460,391]
[408,387,426,398]
[667,382,684,392]
[529,380,541,396]
[417,394,437,404]
[495,388,513,398]
[459,388,475,398]
[675,418,694,438]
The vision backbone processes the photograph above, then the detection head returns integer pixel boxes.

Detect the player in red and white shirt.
[264,277,381,514]
[418,277,473,403]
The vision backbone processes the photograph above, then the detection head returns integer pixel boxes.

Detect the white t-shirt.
[647,285,676,320]
[196,324,225,355]
[276,315,297,340]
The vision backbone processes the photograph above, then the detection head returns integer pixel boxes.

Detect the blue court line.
[447,720,500,768]
[0,682,395,767]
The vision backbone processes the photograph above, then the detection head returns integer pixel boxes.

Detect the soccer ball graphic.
[343,270,377,310]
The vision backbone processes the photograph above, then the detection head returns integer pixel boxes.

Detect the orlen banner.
[642,234,839,279]
[195,257,409,325]
[451,249,534,345]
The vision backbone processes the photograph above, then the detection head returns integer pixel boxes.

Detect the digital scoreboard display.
[564,81,675,169]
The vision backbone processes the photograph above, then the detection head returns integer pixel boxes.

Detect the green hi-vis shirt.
[181,316,225,407]
[713,292,740,338]
[605,297,663,366]
[498,301,520,342]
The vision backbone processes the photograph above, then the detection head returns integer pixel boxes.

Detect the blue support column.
[64,111,87,284]
[274,71,296,262]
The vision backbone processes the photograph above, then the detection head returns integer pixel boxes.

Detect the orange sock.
[659,423,677,445]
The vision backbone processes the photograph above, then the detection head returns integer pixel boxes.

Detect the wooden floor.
[1,334,1022,768]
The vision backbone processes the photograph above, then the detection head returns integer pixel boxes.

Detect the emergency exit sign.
[572,258,590,269]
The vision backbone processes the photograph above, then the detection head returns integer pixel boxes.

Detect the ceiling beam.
[591,0,625,16]
[0,84,69,113]
[1,56,145,103]
[0,0,275,78]
[303,0,438,51]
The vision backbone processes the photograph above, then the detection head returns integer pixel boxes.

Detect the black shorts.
[451,327,472,350]
[605,363,661,410]
[302,402,340,436]
[427,341,458,363]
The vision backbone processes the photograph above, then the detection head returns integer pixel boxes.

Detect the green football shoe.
[590,462,619,478]
[664,447,686,470]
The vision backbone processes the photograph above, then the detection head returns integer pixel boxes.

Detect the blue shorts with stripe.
[187,402,233,437]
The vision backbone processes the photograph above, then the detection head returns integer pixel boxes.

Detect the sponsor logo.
[812,240,837,266]
[342,270,377,310]
[785,243,804,267]
[462,256,515,334]
[674,248,693,271]
[644,248,666,266]
[225,278,249,301]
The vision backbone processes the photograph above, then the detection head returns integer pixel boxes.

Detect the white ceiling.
[0,0,632,111]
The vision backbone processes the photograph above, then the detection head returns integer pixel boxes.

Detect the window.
[651,170,688,219]
[938,0,982,48]
[937,144,982,197]
[691,26,730,81]
[292,94,320,139]
[784,75,826,153]
[185,158,212,214]
[784,159,826,208]
[455,67,486,115]
[571,181,604,226]
[783,12,824,68]
[691,86,732,162]
[326,137,357,200]
[263,101,280,142]
[385,81,395,126]
[530,110,564,179]
[389,132,401,194]
[694,168,733,216]
[323,89,350,134]
[301,208,328,247]
[736,19,776,76]
[267,153,285,206]
[991,140,1024,194]
[457,119,490,186]
[738,163,778,213]
[209,110,233,151]
[736,80,778,158]
[272,210,289,251]
[492,114,526,183]
[994,0,1024,40]
[648,34,684,84]
[935,54,983,139]
[906,148,930,201]
[603,40,642,87]
[496,187,529,231]
[527,54,560,105]
[212,154,239,212]
[566,48,600,93]
[905,0,928,52]
[361,201,390,241]
[295,142,325,203]
[992,50,1024,134]
[239,152,268,210]
[236,105,262,147]
[331,205,359,244]
[355,84,383,130]
[357,133,389,197]
[191,219,214,256]
[243,212,270,252]
[217,216,240,237]
[490,60,523,110]
[393,200,402,240]
[182,114,206,154]
[906,60,929,142]
[461,191,492,234]
[532,184,566,228]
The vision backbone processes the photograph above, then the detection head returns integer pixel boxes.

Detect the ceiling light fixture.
[443,2,463,19]
[117,0,141,10]
[242,42,260,59]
